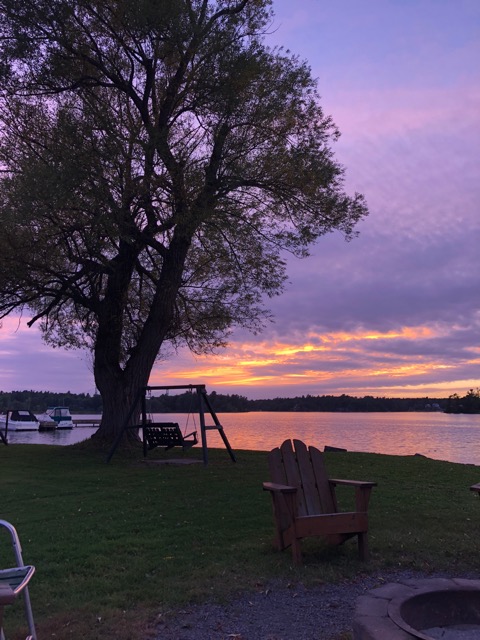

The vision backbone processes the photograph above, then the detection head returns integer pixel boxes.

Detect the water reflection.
[6,425,96,446]
[3,412,480,465]
[222,411,480,465]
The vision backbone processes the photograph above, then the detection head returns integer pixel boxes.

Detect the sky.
[1,0,479,399]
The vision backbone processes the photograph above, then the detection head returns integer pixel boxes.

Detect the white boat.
[35,412,57,431]
[45,406,74,429]
[0,410,40,432]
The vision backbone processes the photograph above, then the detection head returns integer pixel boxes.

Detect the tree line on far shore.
[1,388,479,414]
[0,391,102,414]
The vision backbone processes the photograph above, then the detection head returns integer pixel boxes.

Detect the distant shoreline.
[2,389,479,415]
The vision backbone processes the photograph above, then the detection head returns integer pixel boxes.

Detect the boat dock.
[73,418,101,427]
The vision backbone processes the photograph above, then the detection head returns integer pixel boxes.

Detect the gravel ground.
[153,570,468,640]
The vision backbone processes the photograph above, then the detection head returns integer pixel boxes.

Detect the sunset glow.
[148,322,479,398]
[0,1,478,400]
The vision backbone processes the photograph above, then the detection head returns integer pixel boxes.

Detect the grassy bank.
[1,442,480,639]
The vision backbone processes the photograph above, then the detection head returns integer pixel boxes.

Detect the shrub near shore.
[1,443,480,639]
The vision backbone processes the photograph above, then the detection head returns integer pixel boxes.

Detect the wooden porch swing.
[142,388,198,452]
[143,422,198,451]
[106,384,236,465]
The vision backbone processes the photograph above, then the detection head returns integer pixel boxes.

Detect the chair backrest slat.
[268,446,288,485]
[293,439,323,516]
[309,444,337,513]
[280,440,308,516]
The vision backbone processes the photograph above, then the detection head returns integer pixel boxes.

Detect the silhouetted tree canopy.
[0,1,368,443]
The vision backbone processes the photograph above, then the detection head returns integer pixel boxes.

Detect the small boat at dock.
[35,413,57,431]
[36,407,75,429]
[44,407,74,429]
[0,410,40,432]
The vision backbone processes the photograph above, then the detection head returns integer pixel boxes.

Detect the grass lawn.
[1,440,480,639]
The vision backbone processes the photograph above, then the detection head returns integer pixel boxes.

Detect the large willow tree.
[0,0,367,443]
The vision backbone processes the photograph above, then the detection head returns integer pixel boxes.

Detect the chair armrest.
[263,482,297,494]
[329,479,377,488]
[329,479,376,512]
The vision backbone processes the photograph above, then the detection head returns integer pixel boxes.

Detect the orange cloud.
[150,323,470,395]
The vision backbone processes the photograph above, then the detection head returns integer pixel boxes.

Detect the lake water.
[4,411,480,466]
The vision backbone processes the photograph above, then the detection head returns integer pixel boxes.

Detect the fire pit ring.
[354,578,480,639]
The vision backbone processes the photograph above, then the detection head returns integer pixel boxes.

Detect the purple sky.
[1,0,479,399]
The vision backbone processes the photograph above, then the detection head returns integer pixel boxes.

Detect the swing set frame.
[106,384,236,465]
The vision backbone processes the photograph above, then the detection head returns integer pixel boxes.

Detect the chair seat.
[0,566,35,596]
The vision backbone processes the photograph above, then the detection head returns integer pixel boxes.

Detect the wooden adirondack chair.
[263,439,376,564]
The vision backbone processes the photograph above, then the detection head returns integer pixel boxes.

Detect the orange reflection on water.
[204,411,480,465]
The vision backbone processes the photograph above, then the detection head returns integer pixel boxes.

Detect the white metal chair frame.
[0,520,36,640]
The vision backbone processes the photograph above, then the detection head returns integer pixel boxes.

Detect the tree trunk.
[92,233,192,446]
[93,375,143,446]
[92,341,152,446]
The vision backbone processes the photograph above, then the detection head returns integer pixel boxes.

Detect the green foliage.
[1,444,480,638]
[0,390,102,413]
[0,0,368,440]
[445,388,480,414]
